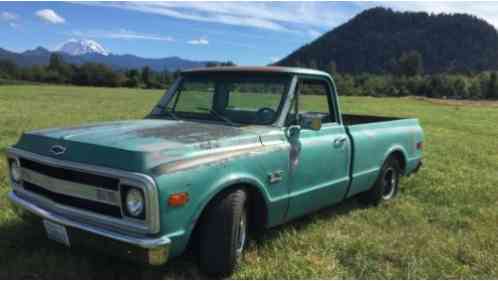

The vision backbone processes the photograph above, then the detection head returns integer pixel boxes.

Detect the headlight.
[9,159,22,183]
[125,188,144,217]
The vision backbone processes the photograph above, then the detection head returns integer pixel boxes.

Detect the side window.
[287,79,336,125]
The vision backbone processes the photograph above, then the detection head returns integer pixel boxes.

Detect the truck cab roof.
[182,66,332,79]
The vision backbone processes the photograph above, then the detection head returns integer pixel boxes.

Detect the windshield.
[159,73,291,126]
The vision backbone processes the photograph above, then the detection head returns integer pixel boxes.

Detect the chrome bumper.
[8,191,171,265]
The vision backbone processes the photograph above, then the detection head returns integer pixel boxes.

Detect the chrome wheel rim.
[235,210,247,257]
[382,167,397,200]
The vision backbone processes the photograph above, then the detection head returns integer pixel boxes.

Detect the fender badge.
[50,145,66,156]
[268,170,284,184]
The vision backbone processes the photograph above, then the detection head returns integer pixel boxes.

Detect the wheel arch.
[186,175,270,249]
[384,145,408,174]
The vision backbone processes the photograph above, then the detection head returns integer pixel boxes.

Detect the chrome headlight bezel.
[123,186,145,219]
[8,157,22,184]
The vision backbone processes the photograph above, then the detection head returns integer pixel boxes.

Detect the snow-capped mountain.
[58,39,109,56]
[1,39,215,71]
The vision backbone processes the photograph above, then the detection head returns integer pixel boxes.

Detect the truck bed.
[342,114,402,125]
[342,114,422,199]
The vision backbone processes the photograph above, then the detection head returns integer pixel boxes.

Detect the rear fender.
[383,145,408,175]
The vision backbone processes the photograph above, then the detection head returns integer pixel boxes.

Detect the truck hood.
[14,119,274,173]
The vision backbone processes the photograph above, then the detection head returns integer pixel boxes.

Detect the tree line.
[333,72,498,100]
[1,52,498,100]
[0,54,235,89]
[304,50,498,100]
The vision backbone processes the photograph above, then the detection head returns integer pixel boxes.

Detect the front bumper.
[8,191,170,266]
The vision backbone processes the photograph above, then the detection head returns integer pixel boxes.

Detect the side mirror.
[287,125,301,139]
[299,113,322,131]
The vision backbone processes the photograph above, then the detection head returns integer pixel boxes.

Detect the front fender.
[190,172,270,225]
[153,159,275,257]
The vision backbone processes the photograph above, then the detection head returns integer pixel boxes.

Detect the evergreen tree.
[308,60,318,70]
[453,77,469,99]
[327,61,337,76]
[398,51,424,77]
[48,54,63,72]
[0,59,18,79]
[335,74,358,96]
[141,66,151,88]
[468,79,483,100]
[486,72,498,99]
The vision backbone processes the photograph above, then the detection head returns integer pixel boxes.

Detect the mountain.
[0,47,51,67]
[59,39,109,56]
[22,46,51,57]
[61,53,207,71]
[0,45,209,71]
[278,7,498,74]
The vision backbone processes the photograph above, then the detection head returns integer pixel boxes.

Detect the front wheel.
[199,189,248,277]
[359,156,400,205]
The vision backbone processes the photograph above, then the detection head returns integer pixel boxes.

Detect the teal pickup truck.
[6,67,423,277]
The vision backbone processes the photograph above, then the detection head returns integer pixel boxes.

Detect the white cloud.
[35,9,65,24]
[188,37,209,45]
[1,11,20,29]
[69,29,174,42]
[110,2,288,31]
[79,2,351,33]
[0,11,18,22]
[156,2,349,28]
[74,2,498,37]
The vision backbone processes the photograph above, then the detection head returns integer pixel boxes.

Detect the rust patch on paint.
[150,143,287,176]
[133,122,246,144]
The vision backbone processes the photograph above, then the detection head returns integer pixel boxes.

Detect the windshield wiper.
[163,109,179,120]
[211,109,237,126]
[149,105,179,120]
[197,107,237,126]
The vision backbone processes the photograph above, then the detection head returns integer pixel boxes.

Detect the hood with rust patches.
[14,119,269,173]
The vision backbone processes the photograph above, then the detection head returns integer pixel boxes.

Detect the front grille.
[8,147,158,234]
[19,157,123,219]
[20,158,119,191]
[23,181,122,218]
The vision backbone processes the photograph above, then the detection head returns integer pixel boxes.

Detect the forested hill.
[277,7,498,74]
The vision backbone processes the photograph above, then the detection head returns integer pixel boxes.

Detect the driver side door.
[285,78,351,220]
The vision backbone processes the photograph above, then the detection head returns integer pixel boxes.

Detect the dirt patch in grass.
[407,96,498,107]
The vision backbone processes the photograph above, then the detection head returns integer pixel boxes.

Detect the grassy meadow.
[0,85,497,279]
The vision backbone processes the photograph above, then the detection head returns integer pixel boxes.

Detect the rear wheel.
[359,156,400,205]
[199,189,248,277]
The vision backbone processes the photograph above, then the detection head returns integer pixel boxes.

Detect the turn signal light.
[168,192,189,207]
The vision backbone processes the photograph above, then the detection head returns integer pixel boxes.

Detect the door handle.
[333,136,347,147]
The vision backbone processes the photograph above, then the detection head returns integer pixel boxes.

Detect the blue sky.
[1,1,498,65]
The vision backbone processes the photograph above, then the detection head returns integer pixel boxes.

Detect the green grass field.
[0,85,497,279]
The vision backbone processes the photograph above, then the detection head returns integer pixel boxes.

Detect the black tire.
[199,189,248,277]
[358,156,401,205]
